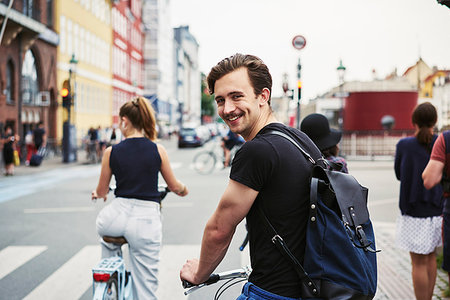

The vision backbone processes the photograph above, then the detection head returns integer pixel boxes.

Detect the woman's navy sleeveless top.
[110,137,161,202]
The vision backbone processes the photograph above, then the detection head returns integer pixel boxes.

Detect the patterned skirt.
[396,214,443,254]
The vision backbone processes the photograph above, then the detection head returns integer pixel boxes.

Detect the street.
[0,137,442,299]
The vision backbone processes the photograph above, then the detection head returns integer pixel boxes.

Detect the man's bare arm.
[180,179,258,284]
[422,159,445,190]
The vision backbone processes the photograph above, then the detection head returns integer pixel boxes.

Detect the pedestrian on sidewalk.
[300,113,348,173]
[92,96,189,299]
[2,125,19,176]
[423,124,450,296]
[395,102,443,300]
[33,121,46,154]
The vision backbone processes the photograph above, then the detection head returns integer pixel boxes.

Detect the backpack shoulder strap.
[267,130,316,164]
[267,130,338,170]
[256,205,319,296]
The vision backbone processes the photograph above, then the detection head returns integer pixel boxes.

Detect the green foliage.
[201,74,216,117]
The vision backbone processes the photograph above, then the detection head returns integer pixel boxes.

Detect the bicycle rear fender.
[92,282,108,300]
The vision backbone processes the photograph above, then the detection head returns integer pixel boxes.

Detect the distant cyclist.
[180,54,322,299]
[221,128,244,167]
[92,96,188,299]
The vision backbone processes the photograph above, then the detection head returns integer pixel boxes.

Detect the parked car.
[178,127,206,148]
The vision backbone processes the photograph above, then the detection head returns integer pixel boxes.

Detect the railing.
[340,130,415,159]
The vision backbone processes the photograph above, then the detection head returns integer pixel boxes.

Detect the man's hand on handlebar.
[180,258,207,287]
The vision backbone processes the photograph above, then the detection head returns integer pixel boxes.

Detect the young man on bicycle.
[180,54,322,299]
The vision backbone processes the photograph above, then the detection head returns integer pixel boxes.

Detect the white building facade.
[174,25,201,127]
[142,0,174,125]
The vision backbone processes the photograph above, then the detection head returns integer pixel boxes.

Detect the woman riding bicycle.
[92,96,188,299]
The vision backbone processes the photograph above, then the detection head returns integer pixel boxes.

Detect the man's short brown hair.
[206,53,272,104]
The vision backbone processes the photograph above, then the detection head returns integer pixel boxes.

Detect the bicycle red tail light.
[93,273,111,282]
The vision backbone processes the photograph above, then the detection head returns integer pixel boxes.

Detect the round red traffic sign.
[292,35,306,50]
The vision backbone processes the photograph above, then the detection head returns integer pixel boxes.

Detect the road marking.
[0,246,48,280]
[23,245,100,300]
[0,165,101,203]
[23,206,95,214]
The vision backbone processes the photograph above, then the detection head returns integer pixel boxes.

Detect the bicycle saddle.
[103,236,128,245]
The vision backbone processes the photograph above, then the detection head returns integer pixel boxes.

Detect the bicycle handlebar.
[182,266,251,295]
[182,273,220,289]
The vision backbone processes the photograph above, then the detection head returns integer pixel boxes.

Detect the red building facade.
[111,0,144,124]
[0,0,58,148]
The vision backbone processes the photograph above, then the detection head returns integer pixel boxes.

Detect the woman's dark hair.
[206,53,272,104]
[321,145,338,157]
[119,96,157,140]
[412,102,437,147]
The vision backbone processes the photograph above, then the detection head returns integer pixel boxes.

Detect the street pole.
[337,60,346,131]
[63,54,78,163]
[291,35,306,129]
[296,58,301,129]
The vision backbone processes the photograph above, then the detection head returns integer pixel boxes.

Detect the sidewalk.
[5,150,93,178]
[4,156,450,299]
[374,222,449,300]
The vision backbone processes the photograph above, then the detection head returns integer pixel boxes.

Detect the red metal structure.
[344,91,418,131]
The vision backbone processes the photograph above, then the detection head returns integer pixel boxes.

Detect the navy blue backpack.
[258,131,378,299]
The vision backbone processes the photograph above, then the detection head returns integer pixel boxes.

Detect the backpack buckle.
[271,234,283,244]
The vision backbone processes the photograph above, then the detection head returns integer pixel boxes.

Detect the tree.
[201,73,216,122]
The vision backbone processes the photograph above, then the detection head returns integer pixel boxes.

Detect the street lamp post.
[336,59,346,130]
[62,54,78,163]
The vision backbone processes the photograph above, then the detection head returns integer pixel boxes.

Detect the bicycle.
[183,266,252,299]
[86,140,100,164]
[91,185,170,300]
[182,227,250,299]
[193,137,243,175]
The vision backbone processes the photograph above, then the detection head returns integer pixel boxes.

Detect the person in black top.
[221,128,244,167]
[33,121,46,151]
[180,54,322,299]
[2,126,18,176]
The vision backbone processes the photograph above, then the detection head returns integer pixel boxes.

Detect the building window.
[23,0,32,17]
[47,0,53,27]
[6,60,14,104]
[21,50,39,105]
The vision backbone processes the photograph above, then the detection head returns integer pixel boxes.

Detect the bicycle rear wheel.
[103,276,118,300]
[193,151,217,174]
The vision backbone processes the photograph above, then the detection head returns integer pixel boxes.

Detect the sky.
[170,0,450,101]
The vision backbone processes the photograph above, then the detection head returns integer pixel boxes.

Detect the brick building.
[0,0,59,158]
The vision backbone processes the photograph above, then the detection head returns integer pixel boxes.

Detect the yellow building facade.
[56,0,113,145]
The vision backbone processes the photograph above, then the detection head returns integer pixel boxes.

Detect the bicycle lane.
[0,164,101,204]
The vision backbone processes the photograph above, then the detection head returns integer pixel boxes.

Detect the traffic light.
[61,80,71,108]
[297,80,302,100]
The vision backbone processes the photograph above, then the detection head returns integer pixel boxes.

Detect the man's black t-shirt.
[230,122,322,298]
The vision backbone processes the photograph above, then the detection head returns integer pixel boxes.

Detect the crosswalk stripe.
[23,245,100,300]
[1,244,247,299]
[0,246,47,280]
